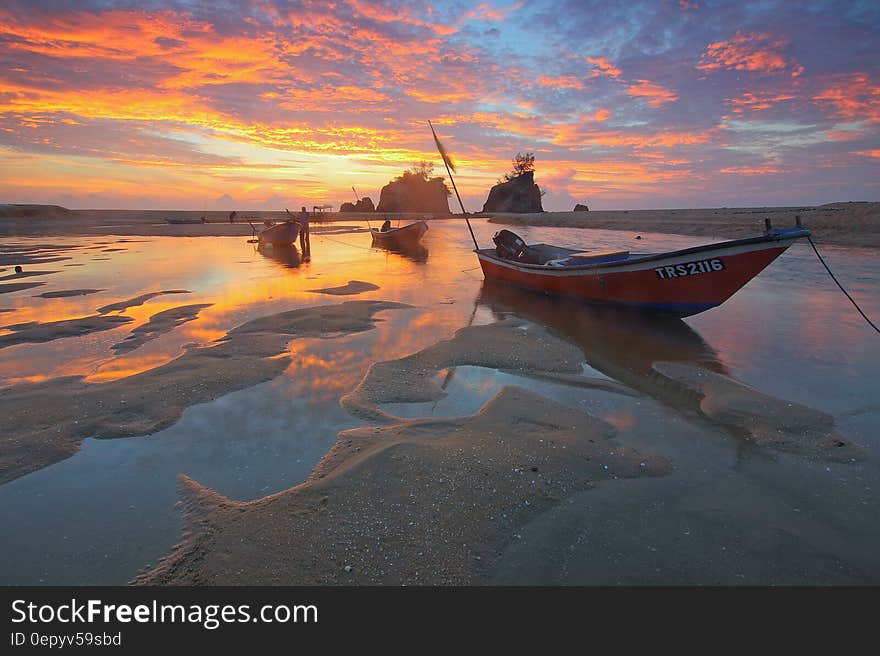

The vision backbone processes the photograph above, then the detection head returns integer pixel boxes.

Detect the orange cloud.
[585,56,622,79]
[626,80,678,107]
[349,0,457,35]
[813,73,880,123]
[824,129,863,142]
[461,2,524,22]
[698,32,794,75]
[720,165,782,175]
[536,75,584,90]
[467,110,709,150]
[728,91,795,113]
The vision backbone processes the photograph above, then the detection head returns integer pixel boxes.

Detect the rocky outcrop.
[339,197,375,212]
[482,171,543,213]
[0,204,74,219]
[376,175,451,214]
[573,203,590,212]
[339,196,376,212]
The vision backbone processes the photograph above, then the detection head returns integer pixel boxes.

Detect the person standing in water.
[298,206,311,258]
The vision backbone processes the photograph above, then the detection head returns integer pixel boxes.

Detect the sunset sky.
[0,0,878,211]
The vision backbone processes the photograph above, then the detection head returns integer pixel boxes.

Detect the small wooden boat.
[477,224,811,317]
[166,217,206,224]
[371,220,428,249]
[258,220,299,247]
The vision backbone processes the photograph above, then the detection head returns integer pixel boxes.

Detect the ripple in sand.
[34,289,105,299]
[0,282,45,294]
[0,270,61,281]
[97,290,191,314]
[307,280,379,295]
[0,314,133,350]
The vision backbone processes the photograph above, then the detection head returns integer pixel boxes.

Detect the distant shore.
[1,202,878,247]
[483,201,880,248]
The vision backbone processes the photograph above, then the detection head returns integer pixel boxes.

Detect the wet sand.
[97,290,191,314]
[341,320,634,423]
[0,314,134,350]
[34,289,105,298]
[0,270,60,281]
[650,362,864,462]
[136,314,864,584]
[111,303,213,354]
[0,282,45,294]
[308,280,380,295]
[136,386,671,585]
[0,300,408,484]
[0,221,876,585]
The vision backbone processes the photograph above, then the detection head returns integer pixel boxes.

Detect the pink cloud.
[585,56,622,79]
[461,2,524,23]
[536,75,584,90]
[728,91,796,113]
[626,80,678,107]
[698,32,796,75]
[813,73,880,123]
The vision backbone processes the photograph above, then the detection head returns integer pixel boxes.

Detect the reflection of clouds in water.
[382,366,626,421]
[0,376,362,585]
[0,230,478,382]
[130,380,359,501]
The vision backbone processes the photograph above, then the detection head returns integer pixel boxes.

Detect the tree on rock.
[376,162,452,214]
[510,152,535,178]
[484,152,544,213]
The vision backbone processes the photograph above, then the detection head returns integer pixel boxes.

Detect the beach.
[0,211,878,585]
[2,202,879,248]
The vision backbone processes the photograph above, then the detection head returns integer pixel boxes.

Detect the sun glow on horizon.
[0,0,877,210]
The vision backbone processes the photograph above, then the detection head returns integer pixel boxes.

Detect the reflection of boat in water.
[373,241,429,263]
[477,279,727,389]
[479,225,811,317]
[257,243,301,268]
[478,280,861,462]
[258,220,299,247]
[371,220,428,250]
[476,279,757,449]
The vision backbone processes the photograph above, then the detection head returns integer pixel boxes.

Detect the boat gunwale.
[370,219,429,237]
[476,228,810,272]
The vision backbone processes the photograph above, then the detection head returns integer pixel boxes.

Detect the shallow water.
[0,219,878,584]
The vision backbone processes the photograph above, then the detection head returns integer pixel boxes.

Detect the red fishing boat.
[477,224,811,317]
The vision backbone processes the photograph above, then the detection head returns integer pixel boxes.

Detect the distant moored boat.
[165,217,206,224]
[370,220,428,250]
[258,219,299,247]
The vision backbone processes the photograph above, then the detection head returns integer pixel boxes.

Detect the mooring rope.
[315,233,376,251]
[807,235,879,334]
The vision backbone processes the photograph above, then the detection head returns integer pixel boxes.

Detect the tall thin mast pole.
[352,186,372,230]
[429,121,478,250]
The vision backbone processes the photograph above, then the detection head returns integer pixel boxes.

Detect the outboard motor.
[492,229,527,260]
